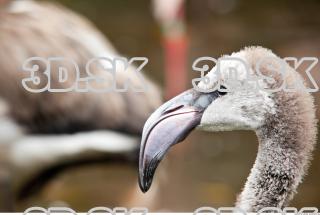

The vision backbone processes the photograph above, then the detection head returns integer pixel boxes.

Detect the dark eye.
[218,85,227,96]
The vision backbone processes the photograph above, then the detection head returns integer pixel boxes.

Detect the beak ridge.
[139,108,202,192]
[138,89,219,192]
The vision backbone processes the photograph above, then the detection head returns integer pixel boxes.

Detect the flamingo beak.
[138,89,219,192]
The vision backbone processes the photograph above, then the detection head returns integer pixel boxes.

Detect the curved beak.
[138,89,219,192]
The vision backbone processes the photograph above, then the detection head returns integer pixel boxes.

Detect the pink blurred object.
[153,0,188,99]
[163,35,188,99]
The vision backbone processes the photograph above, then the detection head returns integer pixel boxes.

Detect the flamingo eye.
[218,85,227,96]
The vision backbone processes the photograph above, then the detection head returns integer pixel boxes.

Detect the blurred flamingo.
[0,0,162,210]
[152,0,187,99]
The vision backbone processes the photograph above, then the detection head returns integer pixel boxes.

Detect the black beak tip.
[138,174,152,193]
[139,159,158,193]
[139,183,149,193]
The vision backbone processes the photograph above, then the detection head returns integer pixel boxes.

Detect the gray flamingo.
[139,47,317,211]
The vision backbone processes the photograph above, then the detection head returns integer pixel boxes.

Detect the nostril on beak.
[162,104,184,115]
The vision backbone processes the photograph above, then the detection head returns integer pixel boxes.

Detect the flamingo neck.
[235,93,317,212]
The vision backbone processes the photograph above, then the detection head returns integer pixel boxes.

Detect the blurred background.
[0,0,320,212]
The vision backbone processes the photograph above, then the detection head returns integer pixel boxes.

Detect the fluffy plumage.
[199,47,317,211]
